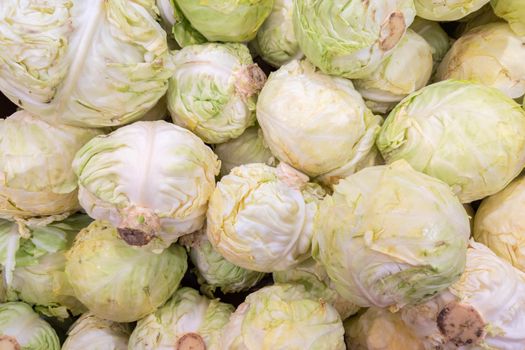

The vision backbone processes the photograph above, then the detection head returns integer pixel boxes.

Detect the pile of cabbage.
[0,0,524,348]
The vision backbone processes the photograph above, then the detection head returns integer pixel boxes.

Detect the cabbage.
[219,284,345,349]
[293,0,416,79]
[207,163,325,272]
[257,60,382,184]
[65,221,187,322]
[180,230,266,296]
[414,0,490,21]
[313,161,470,309]
[129,287,233,350]
[491,0,525,36]
[0,111,100,220]
[273,258,360,320]
[0,0,174,127]
[175,0,274,42]
[354,29,433,114]
[474,175,525,272]
[167,43,266,144]
[401,241,525,349]
[377,80,525,203]
[344,308,425,350]
[409,17,451,73]
[73,120,220,250]
[214,126,276,178]
[436,22,525,99]
[156,0,207,48]
[251,0,303,68]
[62,313,130,350]
[0,214,91,319]
[0,302,60,350]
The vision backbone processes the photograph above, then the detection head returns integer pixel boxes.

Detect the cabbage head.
[344,308,425,350]
[214,126,276,178]
[0,111,101,220]
[354,29,433,114]
[257,60,382,184]
[167,43,266,144]
[293,0,416,79]
[474,175,525,272]
[491,0,525,36]
[0,302,60,350]
[65,220,187,322]
[180,230,266,296]
[273,258,360,320]
[0,0,174,128]
[401,241,525,349]
[436,22,525,99]
[377,80,525,203]
[313,161,470,309]
[175,0,274,42]
[219,284,345,349]
[409,17,451,73]
[207,163,325,272]
[129,287,233,350]
[251,0,303,68]
[0,214,91,319]
[62,313,130,350]
[73,120,220,250]
[415,0,490,21]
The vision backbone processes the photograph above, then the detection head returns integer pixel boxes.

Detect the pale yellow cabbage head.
[436,22,525,99]
[415,0,490,21]
[207,163,325,272]
[491,0,525,36]
[257,60,382,185]
[0,111,101,220]
[474,175,525,272]
[62,313,130,350]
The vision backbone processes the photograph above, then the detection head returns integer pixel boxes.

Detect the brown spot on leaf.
[176,333,206,350]
[117,227,153,246]
[380,12,406,51]
[0,335,21,350]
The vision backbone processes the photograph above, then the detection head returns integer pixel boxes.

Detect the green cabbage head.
[219,284,345,349]
[180,230,266,296]
[0,214,91,319]
[175,0,274,42]
[377,80,525,203]
[0,302,60,350]
[251,0,303,68]
[0,0,174,127]
[62,313,130,350]
[474,175,525,272]
[491,0,525,36]
[415,0,490,21]
[436,23,525,99]
[65,220,187,322]
[273,258,360,320]
[207,163,325,272]
[313,161,470,309]
[167,43,266,144]
[0,111,101,220]
[293,0,416,79]
[129,287,234,350]
[257,60,382,184]
[354,29,433,114]
[214,126,276,178]
[73,120,220,250]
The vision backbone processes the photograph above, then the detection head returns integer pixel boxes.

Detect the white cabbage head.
[0,0,174,127]
[257,60,382,185]
[62,313,130,350]
[129,287,234,350]
[207,163,325,272]
[0,111,101,220]
[73,120,220,250]
[293,0,416,79]
[401,241,525,350]
[167,43,266,144]
[436,22,525,99]
[219,284,345,349]
[414,0,490,21]
[313,160,471,310]
[377,80,525,203]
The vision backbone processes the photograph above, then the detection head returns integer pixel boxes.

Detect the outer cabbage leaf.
[409,17,451,74]
[414,0,490,21]
[62,313,130,350]
[491,0,525,36]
